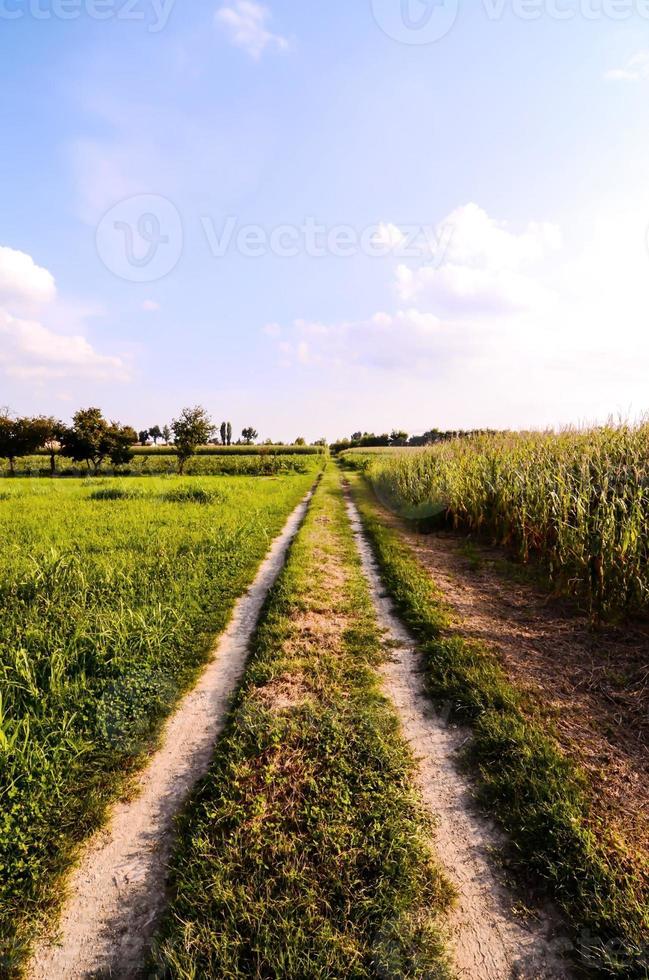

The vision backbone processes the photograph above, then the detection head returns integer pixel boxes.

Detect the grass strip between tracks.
[152,469,454,979]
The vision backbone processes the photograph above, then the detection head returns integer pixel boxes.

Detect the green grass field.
[3,432,647,978]
[0,472,315,970]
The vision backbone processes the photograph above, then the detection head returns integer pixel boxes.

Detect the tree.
[294,437,306,446]
[149,425,162,445]
[390,430,409,447]
[220,422,227,446]
[59,408,136,474]
[0,413,45,476]
[113,426,137,466]
[172,406,215,474]
[226,422,232,446]
[241,427,258,445]
[162,425,171,445]
[138,430,150,446]
[28,416,64,475]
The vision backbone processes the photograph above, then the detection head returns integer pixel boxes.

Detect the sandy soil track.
[345,490,571,980]
[29,487,315,980]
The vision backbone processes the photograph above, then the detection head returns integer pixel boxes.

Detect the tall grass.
[357,425,649,617]
[0,474,314,971]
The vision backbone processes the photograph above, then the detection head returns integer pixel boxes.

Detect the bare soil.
[28,489,314,980]
[346,491,572,980]
[388,515,649,859]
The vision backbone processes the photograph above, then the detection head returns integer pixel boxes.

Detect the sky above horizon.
[2,0,649,441]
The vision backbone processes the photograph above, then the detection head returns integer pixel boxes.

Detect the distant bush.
[161,486,223,505]
[89,487,148,501]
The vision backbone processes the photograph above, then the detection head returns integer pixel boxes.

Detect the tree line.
[135,421,259,448]
[330,428,502,454]
[0,407,278,476]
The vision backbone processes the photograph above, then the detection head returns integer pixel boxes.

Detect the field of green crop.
[346,425,649,617]
[0,472,315,969]
[0,450,323,479]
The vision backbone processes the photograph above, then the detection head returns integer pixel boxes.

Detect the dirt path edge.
[344,487,571,980]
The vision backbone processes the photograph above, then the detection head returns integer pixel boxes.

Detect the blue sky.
[2,0,649,440]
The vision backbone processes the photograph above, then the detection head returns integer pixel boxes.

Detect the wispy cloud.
[215,1,290,60]
[267,310,458,374]
[605,50,649,82]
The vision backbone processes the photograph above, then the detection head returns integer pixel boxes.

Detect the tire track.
[345,487,571,980]
[29,486,315,980]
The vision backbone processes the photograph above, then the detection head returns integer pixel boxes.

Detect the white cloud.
[216,1,289,60]
[264,199,649,430]
[0,246,56,307]
[437,203,561,266]
[0,311,129,382]
[605,51,649,82]
[395,261,554,315]
[142,299,161,312]
[0,245,130,383]
[265,204,564,376]
[395,203,561,315]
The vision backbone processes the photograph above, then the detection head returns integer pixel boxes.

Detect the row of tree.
[0,406,269,476]
[0,409,140,476]
[330,429,502,454]
[135,421,241,447]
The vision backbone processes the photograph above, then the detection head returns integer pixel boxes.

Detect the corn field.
[356,425,649,617]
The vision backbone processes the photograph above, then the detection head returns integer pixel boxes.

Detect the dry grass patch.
[254,673,313,711]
